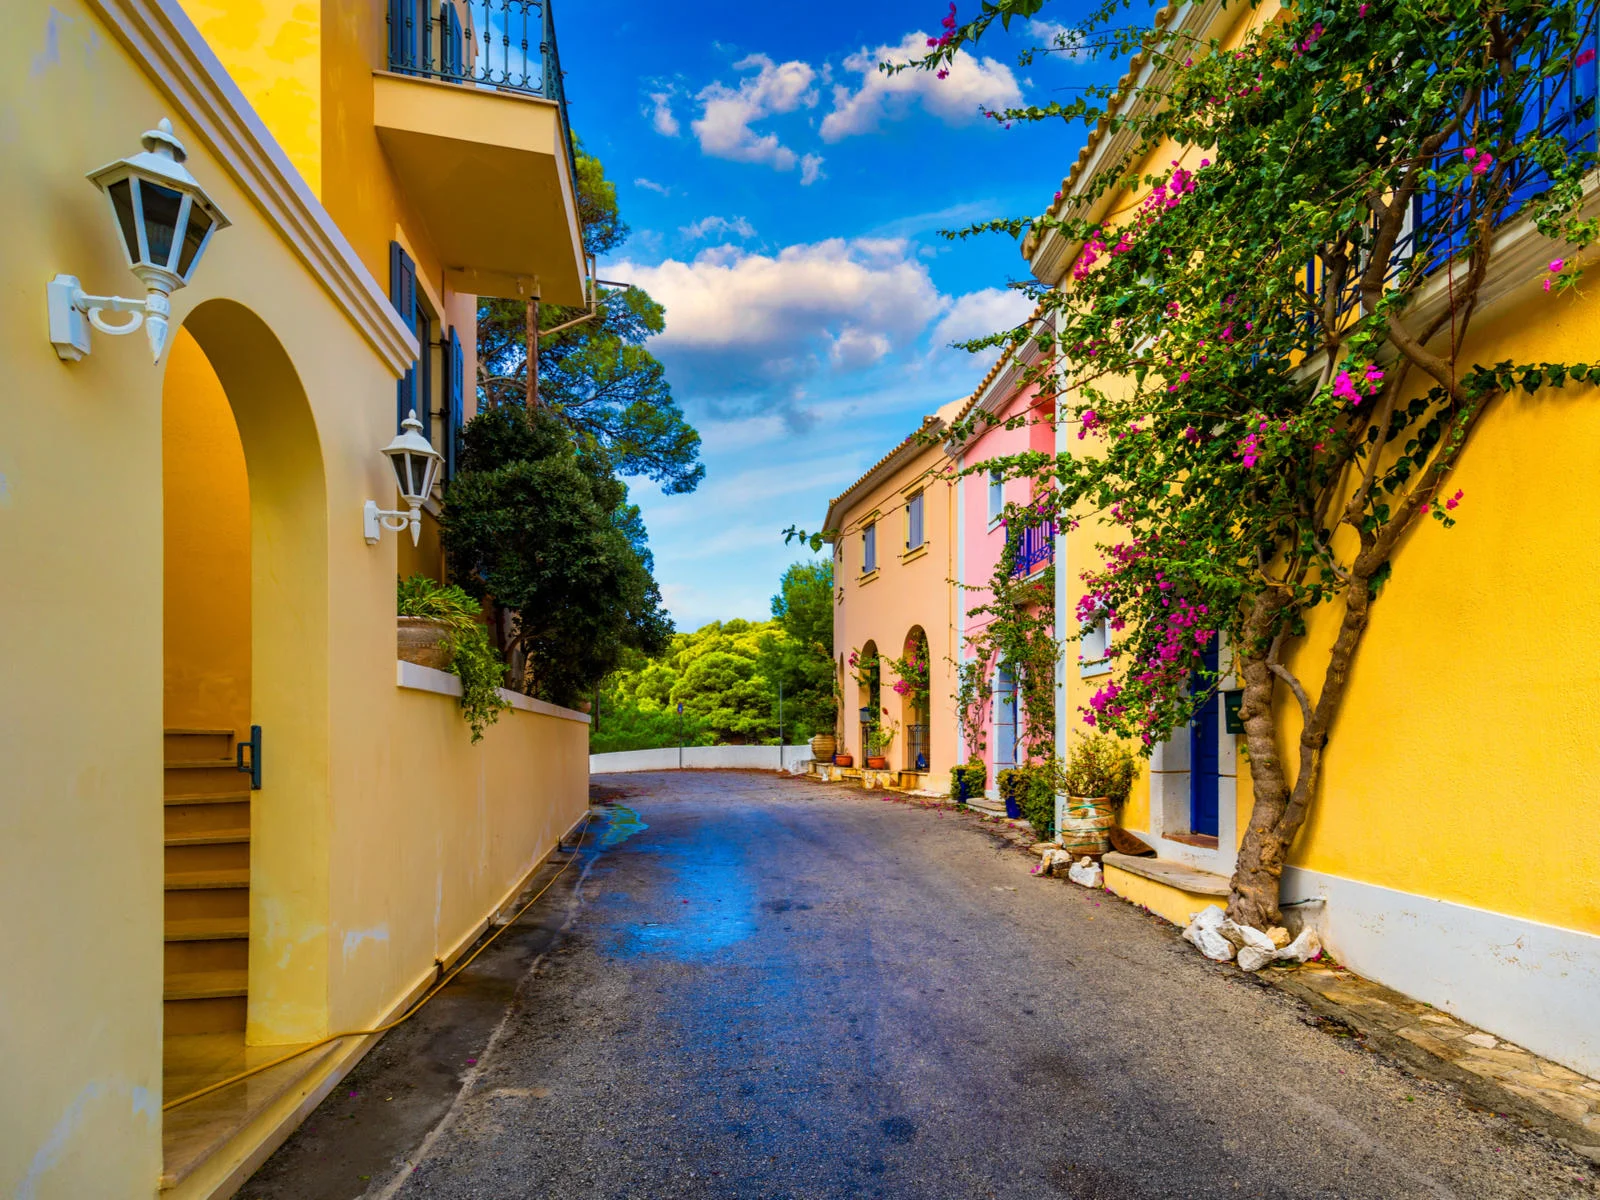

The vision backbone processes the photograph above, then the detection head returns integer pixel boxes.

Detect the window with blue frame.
[905,491,925,552]
[862,522,878,574]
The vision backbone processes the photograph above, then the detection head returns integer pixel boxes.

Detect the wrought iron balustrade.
[387,0,575,171]
[905,724,930,772]
[1306,22,1600,329]
[1010,521,1056,578]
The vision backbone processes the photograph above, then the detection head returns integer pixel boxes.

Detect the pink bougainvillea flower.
[1358,1,1368,13]
[1445,488,1464,510]
[1577,48,1597,68]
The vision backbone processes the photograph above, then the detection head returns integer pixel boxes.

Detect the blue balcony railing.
[387,0,575,173]
[1011,521,1055,578]
[1309,22,1599,326]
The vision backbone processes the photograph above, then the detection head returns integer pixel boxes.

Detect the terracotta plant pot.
[397,616,453,670]
[810,733,837,761]
[833,753,853,767]
[866,756,889,770]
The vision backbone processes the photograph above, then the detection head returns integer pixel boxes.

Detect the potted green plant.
[1060,734,1139,855]
[865,723,895,770]
[950,758,986,805]
[995,767,1023,819]
[397,575,510,742]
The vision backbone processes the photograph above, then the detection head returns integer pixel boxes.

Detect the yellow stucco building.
[1027,0,1600,1082]
[3,1,590,1195]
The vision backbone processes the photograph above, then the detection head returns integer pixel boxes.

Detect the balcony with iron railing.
[1010,521,1055,579]
[1308,27,1599,329]
[374,0,587,304]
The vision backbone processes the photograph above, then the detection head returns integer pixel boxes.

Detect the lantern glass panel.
[108,179,141,263]
[390,451,414,498]
[177,207,213,279]
[141,183,185,268]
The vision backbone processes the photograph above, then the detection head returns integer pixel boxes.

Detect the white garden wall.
[591,745,813,775]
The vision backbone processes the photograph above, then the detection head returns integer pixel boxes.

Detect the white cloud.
[608,237,948,424]
[691,54,822,179]
[931,287,1035,350]
[635,177,672,195]
[647,91,680,136]
[830,326,893,368]
[680,215,757,240]
[800,153,825,185]
[614,237,943,358]
[820,32,1023,141]
[1028,20,1088,58]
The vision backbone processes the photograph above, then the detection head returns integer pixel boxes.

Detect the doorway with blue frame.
[1188,640,1222,840]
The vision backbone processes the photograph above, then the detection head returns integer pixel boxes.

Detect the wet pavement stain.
[597,803,649,847]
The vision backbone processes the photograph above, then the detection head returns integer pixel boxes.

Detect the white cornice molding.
[1029,0,1233,286]
[86,0,419,375]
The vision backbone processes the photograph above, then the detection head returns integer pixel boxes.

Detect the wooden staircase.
[164,729,251,1035]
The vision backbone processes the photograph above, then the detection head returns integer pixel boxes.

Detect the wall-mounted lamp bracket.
[48,274,171,362]
[363,499,423,546]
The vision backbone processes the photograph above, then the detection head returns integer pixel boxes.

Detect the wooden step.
[163,831,250,848]
[164,868,250,891]
[164,791,251,807]
[165,917,249,942]
[164,729,235,762]
[164,763,248,798]
[165,970,247,1001]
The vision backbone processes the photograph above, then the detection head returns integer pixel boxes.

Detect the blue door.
[1189,641,1220,837]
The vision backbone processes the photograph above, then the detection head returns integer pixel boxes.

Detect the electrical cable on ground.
[162,812,595,1112]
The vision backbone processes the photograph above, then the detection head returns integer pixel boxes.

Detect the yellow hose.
[163,813,593,1112]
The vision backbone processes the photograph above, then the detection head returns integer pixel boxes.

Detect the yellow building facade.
[1029,1,1600,1081]
[2,1,590,1195]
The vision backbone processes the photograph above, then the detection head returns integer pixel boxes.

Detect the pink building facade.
[948,347,1058,805]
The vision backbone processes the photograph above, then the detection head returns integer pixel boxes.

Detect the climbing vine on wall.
[961,514,1059,764]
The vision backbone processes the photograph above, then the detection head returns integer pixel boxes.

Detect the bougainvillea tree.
[918,0,1599,926]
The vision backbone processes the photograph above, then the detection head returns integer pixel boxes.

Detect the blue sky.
[558,0,1120,632]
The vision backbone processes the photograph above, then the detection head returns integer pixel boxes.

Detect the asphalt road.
[246,771,1595,1200]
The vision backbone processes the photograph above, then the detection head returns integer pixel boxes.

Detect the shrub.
[1008,766,1053,841]
[398,574,509,742]
[950,759,987,804]
[1062,734,1140,810]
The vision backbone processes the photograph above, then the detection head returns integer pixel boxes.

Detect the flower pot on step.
[866,756,888,770]
[397,616,453,670]
[810,734,837,762]
[1059,796,1113,855]
[833,753,853,767]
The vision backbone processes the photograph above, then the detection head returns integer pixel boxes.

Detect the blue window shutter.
[387,0,415,71]
[390,242,417,432]
[441,2,463,76]
[446,326,464,479]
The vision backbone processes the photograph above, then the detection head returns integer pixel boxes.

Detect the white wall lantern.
[365,410,444,546]
[48,118,230,364]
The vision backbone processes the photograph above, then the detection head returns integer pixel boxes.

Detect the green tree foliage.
[919,0,1599,925]
[442,406,672,709]
[760,561,837,737]
[476,143,704,493]
[593,573,836,753]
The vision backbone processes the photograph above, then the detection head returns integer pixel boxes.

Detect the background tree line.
[590,562,836,753]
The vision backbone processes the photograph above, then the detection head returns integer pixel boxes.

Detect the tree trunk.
[1226,592,1293,928]
[1227,576,1376,927]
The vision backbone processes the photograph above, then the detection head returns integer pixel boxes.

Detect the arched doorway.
[856,640,880,763]
[899,626,932,773]
[161,300,329,1105]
